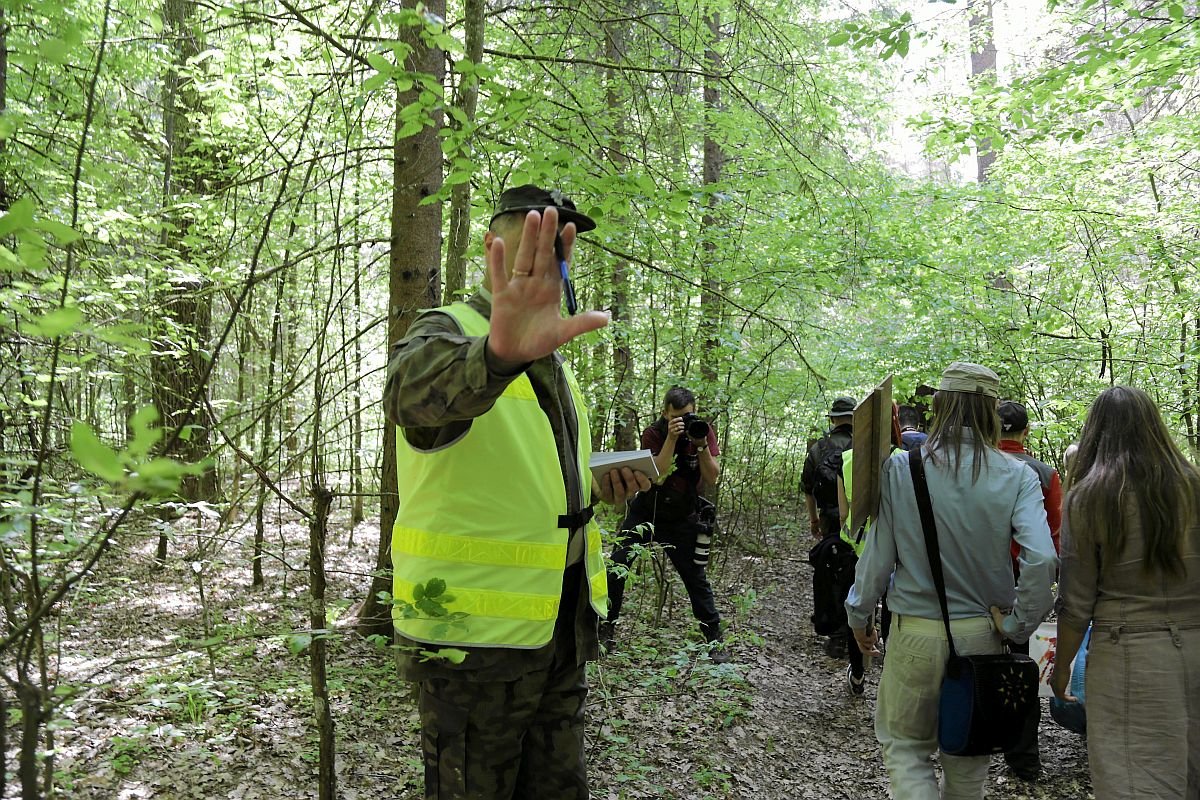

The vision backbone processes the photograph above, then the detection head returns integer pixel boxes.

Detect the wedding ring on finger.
[514,269,532,277]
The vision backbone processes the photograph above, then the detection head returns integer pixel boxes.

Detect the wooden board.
[849,375,893,539]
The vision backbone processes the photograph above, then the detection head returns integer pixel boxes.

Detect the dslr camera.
[680,412,710,441]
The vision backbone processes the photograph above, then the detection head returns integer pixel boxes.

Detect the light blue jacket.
[845,430,1057,643]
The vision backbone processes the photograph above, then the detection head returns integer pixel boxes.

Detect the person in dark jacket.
[802,397,855,540]
[802,396,855,656]
[997,400,1063,781]
[601,386,727,662]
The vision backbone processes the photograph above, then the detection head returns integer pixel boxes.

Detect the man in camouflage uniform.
[384,185,650,800]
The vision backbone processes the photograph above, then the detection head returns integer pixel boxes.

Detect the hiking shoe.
[1009,765,1040,783]
[598,621,616,655]
[846,664,865,696]
[707,643,732,665]
[1005,760,1041,783]
[824,635,847,659]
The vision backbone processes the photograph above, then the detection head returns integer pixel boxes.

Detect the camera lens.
[694,530,711,567]
[686,416,709,440]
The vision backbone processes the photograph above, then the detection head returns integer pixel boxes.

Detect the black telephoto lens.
[683,413,709,440]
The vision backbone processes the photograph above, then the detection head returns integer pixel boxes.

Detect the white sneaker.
[846,664,865,696]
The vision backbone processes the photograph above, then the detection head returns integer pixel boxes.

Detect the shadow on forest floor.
[588,528,1094,800]
[10,504,1092,799]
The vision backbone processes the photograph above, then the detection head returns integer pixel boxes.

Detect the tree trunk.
[0,5,9,211]
[1,692,6,799]
[16,681,42,800]
[351,249,364,529]
[442,0,483,304]
[152,0,216,547]
[254,270,286,588]
[700,10,725,391]
[310,266,336,798]
[230,306,251,520]
[360,1,446,638]
[310,481,336,800]
[606,18,637,451]
[968,0,997,183]
[282,261,300,463]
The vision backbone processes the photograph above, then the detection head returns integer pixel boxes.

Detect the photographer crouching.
[601,386,729,663]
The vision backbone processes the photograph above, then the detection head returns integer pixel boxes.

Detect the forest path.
[589,540,1095,799]
[35,511,1096,800]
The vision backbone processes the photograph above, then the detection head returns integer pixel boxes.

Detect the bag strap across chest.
[908,447,961,660]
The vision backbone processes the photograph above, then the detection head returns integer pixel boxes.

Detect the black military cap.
[998,401,1030,433]
[489,184,596,232]
[830,396,856,417]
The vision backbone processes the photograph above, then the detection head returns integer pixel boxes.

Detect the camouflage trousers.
[417,657,590,799]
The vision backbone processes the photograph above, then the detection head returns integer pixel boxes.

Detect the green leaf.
[424,577,447,598]
[827,31,852,47]
[26,306,83,338]
[35,219,81,245]
[415,597,444,617]
[125,457,205,496]
[362,73,389,93]
[0,115,17,141]
[286,632,312,655]
[126,405,162,459]
[0,197,35,237]
[147,12,163,33]
[192,635,226,648]
[397,120,424,139]
[433,647,467,664]
[1168,4,1184,21]
[0,246,20,273]
[39,39,72,65]
[70,422,125,483]
[17,239,47,271]
[366,53,394,74]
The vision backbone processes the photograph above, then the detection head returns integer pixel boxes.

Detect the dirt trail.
[611,542,1095,800]
[22,513,1094,799]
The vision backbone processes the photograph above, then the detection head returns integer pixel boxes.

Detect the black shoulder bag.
[907,447,1038,757]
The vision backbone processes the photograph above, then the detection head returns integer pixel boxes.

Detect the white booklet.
[588,449,659,485]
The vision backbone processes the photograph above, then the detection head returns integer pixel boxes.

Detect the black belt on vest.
[558,505,595,530]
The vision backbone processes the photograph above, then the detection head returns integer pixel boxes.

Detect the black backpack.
[807,534,858,636]
[811,430,852,507]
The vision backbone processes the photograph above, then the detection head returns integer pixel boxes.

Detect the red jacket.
[1000,439,1062,561]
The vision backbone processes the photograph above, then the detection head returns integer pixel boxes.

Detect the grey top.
[846,431,1058,642]
[1057,500,1200,631]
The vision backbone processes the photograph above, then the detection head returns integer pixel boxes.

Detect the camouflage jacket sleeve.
[383,300,528,450]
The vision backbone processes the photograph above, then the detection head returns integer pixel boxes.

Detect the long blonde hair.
[1065,386,1198,578]
[924,390,1001,483]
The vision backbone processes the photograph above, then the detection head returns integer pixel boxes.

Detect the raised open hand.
[487,207,610,364]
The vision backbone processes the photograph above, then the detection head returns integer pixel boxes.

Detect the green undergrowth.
[588,569,759,799]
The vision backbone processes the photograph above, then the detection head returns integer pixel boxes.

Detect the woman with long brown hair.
[1053,386,1200,798]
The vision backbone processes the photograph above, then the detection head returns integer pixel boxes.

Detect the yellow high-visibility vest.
[840,447,899,556]
[391,302,609,648]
